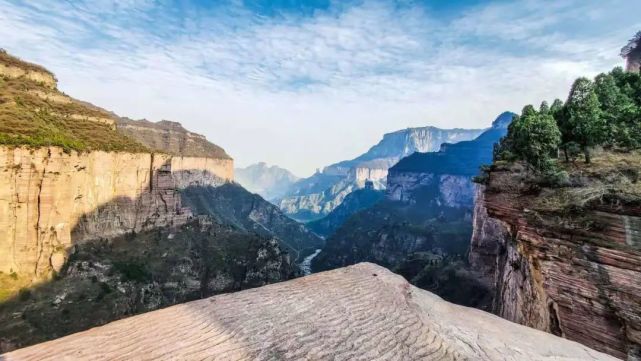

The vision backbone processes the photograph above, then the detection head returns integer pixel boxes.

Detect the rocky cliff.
[470,153,641,360]
[234,162,299,201]
[0,146,235,281]
[2,263,616,361]
[279,125,483,221]
[388,112,514,204]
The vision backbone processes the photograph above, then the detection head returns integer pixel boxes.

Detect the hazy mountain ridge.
[235,162,299,201]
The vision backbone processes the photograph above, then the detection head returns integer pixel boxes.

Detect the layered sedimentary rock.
[0,146,233,280]
[2,263,616,361]
[470,159,641,360]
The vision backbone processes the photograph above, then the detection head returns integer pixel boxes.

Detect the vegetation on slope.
[0,218,296,351]
[0,51,147,153]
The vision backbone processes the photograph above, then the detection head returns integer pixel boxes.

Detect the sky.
[1,0,640,176]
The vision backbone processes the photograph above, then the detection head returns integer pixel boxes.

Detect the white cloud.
[1,0,639,176]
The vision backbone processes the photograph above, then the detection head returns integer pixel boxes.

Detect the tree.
[595,72,640,149]
[565,78,605,163]
[510,105,561,171]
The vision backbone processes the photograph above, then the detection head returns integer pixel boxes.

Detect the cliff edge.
[1,263,615,361]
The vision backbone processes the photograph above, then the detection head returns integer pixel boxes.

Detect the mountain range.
[276,126,484,221]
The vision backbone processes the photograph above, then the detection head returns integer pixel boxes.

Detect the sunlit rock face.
[0,146,233,280]
[1,263,617,361]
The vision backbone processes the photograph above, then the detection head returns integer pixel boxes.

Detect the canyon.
[312,113,513,309]
[278,125,484,221]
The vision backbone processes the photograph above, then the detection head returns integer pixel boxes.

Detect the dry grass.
[0,49,53,76]
[0,75,148,153]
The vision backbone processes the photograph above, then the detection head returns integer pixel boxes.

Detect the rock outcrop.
[1,263,616,360]
[278,126,484,221]
[0,49,56,89]
[470,155,641,360]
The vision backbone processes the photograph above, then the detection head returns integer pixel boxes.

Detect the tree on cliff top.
[508,105,561,171]
[565,78,605,163]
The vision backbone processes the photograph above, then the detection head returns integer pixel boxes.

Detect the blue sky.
[2,0,640,176]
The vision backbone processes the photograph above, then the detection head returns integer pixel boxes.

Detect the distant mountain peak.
[235,163,300,201]
[491,112,517,129]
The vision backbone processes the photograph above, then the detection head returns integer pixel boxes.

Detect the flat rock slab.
[1,263,617,360]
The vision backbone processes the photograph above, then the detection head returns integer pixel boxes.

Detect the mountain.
[312,112,514,309]
[306,181,384,238]
[235,162,299,201]
[0,50,304,352]
[181,183,324,262]
[279,126,484,221]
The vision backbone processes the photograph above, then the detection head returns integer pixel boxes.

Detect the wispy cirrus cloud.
[1,0,640,175]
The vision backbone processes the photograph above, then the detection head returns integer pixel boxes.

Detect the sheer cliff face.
[470,158,641,360]
[0,146,233,280]
[279,126,484,221]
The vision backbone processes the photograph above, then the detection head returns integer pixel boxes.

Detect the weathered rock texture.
[0,146,233,280]
[1,263,616,360]
[470,159,641,360]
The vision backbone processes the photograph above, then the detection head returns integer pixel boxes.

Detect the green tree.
[595,72,640,149]
[565,78,605,163]
[510,105,562,171]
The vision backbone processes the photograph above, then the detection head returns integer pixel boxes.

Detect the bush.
[18,288,31,302]
[113,261,151,282]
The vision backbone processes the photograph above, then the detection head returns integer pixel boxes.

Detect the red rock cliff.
[470,157,641,360]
